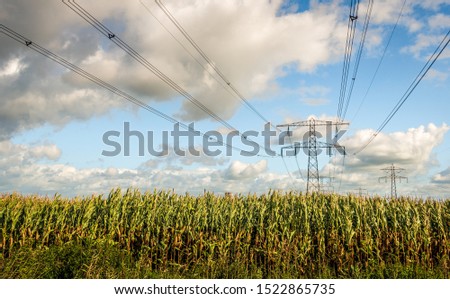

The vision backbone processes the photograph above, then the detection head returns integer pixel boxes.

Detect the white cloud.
[425,68,448,81]
[0,138,281,195]
[401,33,442,59]
[0,142,288,195]
[428,13,450,29]
[0,58,26,77]
[140,144,230,168]
[369,0,413,25]
[343,123,448,171]
[0,88,122,139]
[28,144,61,161]
[0,140,61,167]
[1,0,446,138]
[416,0,450,11]
[368,0,448,28]
[1,1,449,198]
[298,85,330,106]
[431,167,450,184]
[0,129,448,197]
[361,0,450,62]
[224,160,267,180]
[321,123,449,196]
[298,85,330,97]
[0,140,63,191]
[301,98,330,106]
[0,0,350,137]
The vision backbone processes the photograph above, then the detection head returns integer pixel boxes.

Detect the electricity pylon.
[320,175,335,193]
[277,118,348,194]
[355,187,367,197]
[379,164,408,199]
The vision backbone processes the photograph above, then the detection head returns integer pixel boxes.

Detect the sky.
[0,0,449,198]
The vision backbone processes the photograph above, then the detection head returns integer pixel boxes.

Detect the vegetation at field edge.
[1,189,449,278]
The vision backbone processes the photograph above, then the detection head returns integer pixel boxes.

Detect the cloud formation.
[0,0,350,138]
[432,167,450,184]
[322,123,449,195]
[343,123,448,171]
[0,139,281,196]
[0,1,449,198]
[224,160,268,180]
[0,122,448,197]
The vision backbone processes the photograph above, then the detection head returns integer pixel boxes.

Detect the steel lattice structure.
[277,119,348,194]
[379,164,408,199]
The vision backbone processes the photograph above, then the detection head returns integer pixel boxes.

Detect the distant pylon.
[379,164,408,198]
[277,118,348,194]
[320,175,335,193]
[355,187,367,197]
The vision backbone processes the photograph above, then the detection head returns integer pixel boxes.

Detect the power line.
[332,0,364,191]
[146,0,304,180]
[379,164,408,199]
[139,0,240,106]
[153,0,273,127]
[282,126,306,184]
[278,119,348,194]
[337,152,346,193]
[354,28,450,155]
[281,154,299,190]
[337,0,360,121]
[63,0,234,130]
[340,0,373,121]
[63,0,276,156]
[142,0,292,164]
[150,0,291,161]
[143,0,304,179]
[0,24,245,154]
[351,0,408,123]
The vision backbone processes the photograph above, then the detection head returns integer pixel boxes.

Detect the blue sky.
[0,0,449,197]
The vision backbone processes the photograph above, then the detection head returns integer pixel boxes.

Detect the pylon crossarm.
[277,118,350,194]
[277,119,349,128]
[280,142,309,157]
[397,176,408,183]
[379,164,408,199]
[378,176,388,183]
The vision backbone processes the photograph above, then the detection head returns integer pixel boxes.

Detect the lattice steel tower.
[379,164,408,198]
[277,118,348,194]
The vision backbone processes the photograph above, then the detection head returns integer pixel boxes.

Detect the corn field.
[1,189,449,278]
